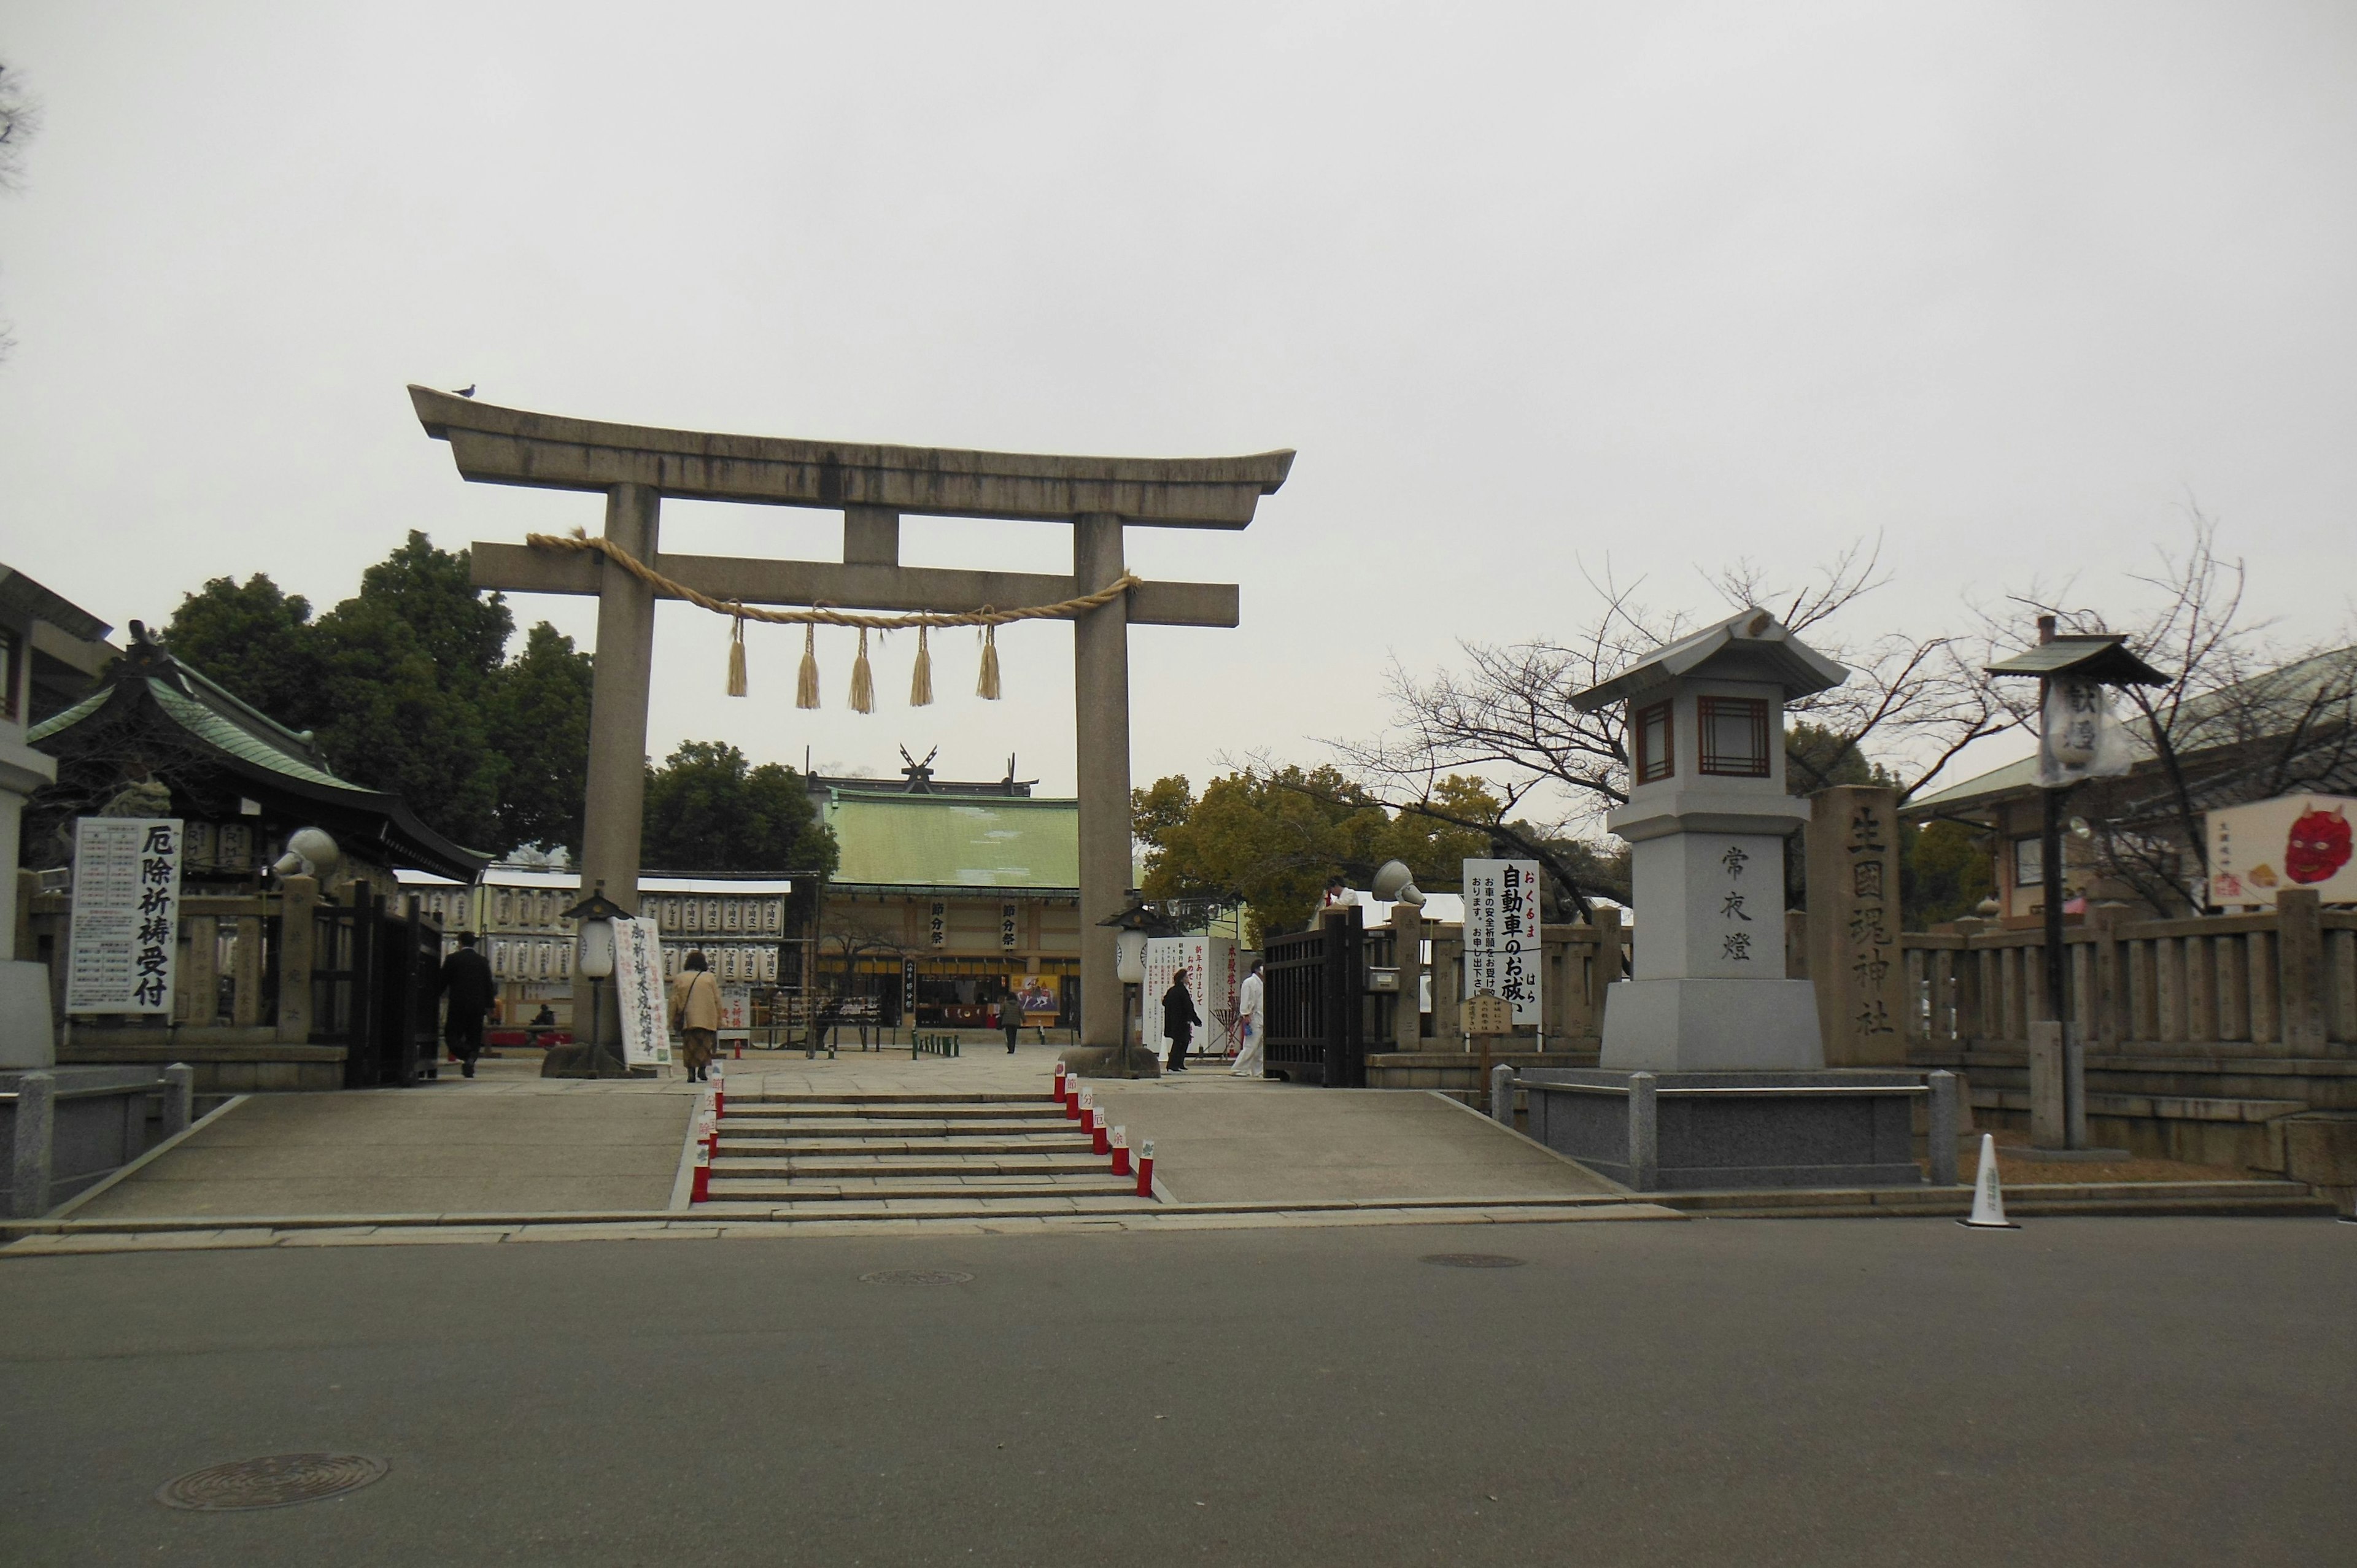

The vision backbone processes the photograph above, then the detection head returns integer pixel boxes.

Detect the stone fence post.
[1390,903,1424,1051]
[1490,1062,1514,1124]
[9,1068,53,1219]
[162,1062,194,1140]
[274,875,319,1045]
[2279,888,2328,1054]
[1627,1072,1658,1191]
[1928,1070,1960,1185]
[1429,924,1463,1046]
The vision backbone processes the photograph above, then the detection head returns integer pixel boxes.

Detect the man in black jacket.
[438,931,498,1079]
[1161,970,1202,1075]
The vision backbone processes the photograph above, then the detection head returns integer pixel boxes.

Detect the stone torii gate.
[407,386,1291,1066]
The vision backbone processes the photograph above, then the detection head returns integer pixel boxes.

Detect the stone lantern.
[1574,606,1846,1071]
[1511,608,1942,1191]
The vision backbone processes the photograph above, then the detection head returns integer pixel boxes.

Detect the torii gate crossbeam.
[408,386,1291,1068]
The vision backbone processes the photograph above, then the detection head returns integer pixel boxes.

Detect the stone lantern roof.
[1571,607,1849,713]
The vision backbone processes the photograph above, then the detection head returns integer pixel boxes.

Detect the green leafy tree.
[311,594,505,849]
[1134,767,1505,941]
[489,622,594,852]
[163,534,555,855]
[161,574,329,730]
[1902,819,1994,929]
[641,742,838,917]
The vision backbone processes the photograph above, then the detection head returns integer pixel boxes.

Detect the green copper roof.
[825,790,1078,889]
[25,687,109,743]
[145,680,352,789]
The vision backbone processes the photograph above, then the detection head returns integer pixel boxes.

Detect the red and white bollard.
[1135,1139,1155,1198]
[1051,1061,1068,1103]
[1109,1124,1129,1174]
[1064,1075,1083,1121]
[1089,1097,1110,1156]
[710,1066,726,1116]
[691,1138,712,1203]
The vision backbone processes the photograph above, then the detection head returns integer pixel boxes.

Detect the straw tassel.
[910,625,934,707]
[850,627,875,714]
[976,624,1002,700]
[796,624,820,710]
[726,609,748,697]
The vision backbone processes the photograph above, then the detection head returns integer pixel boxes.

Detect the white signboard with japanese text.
[1142,934,1239,1056]
[68,817,183,1014]
[2208,794,2357,908]
[1461,858,1542,1025]
[613,916,672,1067]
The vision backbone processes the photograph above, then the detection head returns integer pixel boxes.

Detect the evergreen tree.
[489,622,594,854]
[641,741,838,917]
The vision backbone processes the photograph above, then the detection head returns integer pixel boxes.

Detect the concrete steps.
[699,1089,1158,1216]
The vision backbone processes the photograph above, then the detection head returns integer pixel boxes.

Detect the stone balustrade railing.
[1902,887,2357,1056]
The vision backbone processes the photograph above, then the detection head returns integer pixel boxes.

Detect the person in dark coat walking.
[1161,970,1202,1074]
[438,931,497,1079]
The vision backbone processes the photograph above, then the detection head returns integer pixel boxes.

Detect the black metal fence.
[314,882,444,1089]
[1264,906,1380,1087]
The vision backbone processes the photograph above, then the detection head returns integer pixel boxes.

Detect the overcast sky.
[4,2,2352,809]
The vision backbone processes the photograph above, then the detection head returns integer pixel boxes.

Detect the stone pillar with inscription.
[1805,784,1906,1066]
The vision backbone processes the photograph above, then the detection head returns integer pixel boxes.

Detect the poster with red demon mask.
[2208,794,2357,908]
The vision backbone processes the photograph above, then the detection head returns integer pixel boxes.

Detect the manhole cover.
[1420,1253,1528,1269]
[859,1268,974,1286]
[156,1453,389,1512]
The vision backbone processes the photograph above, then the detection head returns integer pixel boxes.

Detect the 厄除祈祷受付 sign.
[68,817,183,1014]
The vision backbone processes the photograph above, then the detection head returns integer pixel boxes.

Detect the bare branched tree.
[0,58,39,360]
[0,60,37,191]
[1327,540,2006,906]
[1975,514,2357,913]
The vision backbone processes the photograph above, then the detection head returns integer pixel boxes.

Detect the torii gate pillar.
[409,387,1291,1074]
[578,482,660,946]
[1072,514,1130,1053]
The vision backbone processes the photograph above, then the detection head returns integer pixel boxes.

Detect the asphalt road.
[3,1218,2352,1566]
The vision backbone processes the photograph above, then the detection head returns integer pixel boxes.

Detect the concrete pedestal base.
[0,962,56,1069]
[1060,1045,1163,1080]
[1598,978,1825,1072]
[1522,1068,1926,1191]
[540,1043,638,1079]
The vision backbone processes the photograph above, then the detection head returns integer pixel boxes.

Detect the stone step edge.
[19,1183,2336,1237]
[1676,1195,2340,1219]
[1656,1178,2321,1210]
[724,1095,1066,1107]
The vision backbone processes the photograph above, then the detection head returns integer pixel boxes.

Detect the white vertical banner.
[718,980,752,1041]
[1461,857,1541,1025]
[613,916,672,1066]
[68,817,183,1014]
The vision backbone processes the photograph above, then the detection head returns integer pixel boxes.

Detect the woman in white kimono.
[1230,959,1266,1078]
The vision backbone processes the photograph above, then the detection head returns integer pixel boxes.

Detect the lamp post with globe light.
[557,882,632,1079]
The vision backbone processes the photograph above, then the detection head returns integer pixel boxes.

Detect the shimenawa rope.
[525,528,1140,709]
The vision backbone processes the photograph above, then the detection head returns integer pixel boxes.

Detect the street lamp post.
[560,882,632,1079]
[1985,619,2165,1150]
[1099,890,1177,1079]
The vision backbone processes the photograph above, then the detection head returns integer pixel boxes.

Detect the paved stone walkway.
[58,1057,693,1219]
